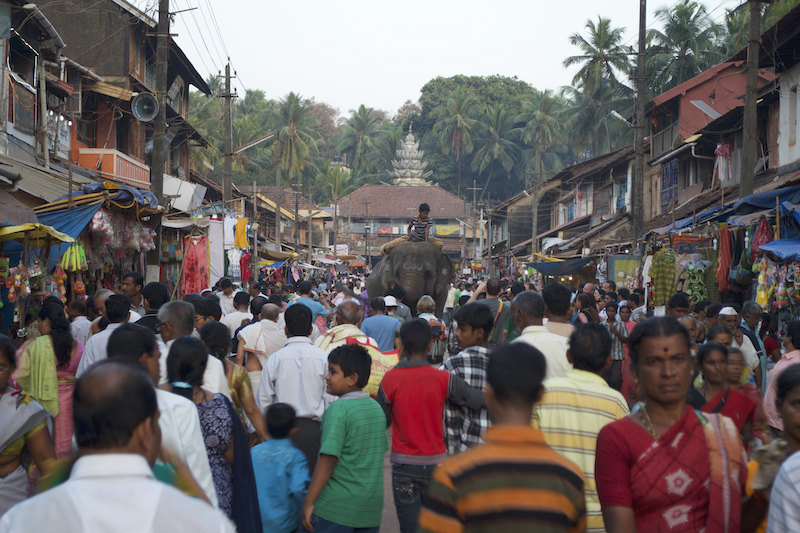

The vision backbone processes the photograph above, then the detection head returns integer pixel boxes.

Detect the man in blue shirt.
[288,281,331,324]
[361,297,401,352]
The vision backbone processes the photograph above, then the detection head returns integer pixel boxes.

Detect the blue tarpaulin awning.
[526,257,593,277]
[5,201,103,270]
[758,239,800,262]
[733,185,800,214]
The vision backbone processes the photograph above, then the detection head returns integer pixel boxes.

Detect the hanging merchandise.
[181,235,209,295]
[240,251,251,282]
[713,143,732,183]
[717,227,736,293]
[227,248,243,281]
[234,218,249,249]
[73,278,87,301]
[751,216,774,260]
[650,249,678,306]
[60,242,88,272]
[0,257,8,284]
[223,215,236,248]
[52,265,67,302]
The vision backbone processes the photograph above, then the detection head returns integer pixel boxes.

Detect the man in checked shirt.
[441,302,494,454]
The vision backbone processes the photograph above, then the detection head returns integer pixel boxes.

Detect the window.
[616,180,627,209]
[566,203,575,221]
[661,159,679,207]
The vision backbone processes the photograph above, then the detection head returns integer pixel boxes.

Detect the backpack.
[427,318,447,365]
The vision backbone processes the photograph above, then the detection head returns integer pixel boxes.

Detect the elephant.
[366,241,455,317]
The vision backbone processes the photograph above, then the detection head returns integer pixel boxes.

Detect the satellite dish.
[131,93,159,122]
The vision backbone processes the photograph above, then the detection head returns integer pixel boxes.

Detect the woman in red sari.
[726,347,770,445]
[596,316,764,533]
[688,342,757,442]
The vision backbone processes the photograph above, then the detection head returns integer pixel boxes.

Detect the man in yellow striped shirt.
[534,323,629,533]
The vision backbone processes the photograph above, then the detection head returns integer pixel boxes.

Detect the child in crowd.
[601,302,628,392]
[381,203,443,254]
[378,319,486,533]
[442,303,494,454]
[301,345,388,533]
[251,404,310,533]
[418,342,586,533]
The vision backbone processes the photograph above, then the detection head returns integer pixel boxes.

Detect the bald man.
[314,300,377,352]
[0,361,233,532]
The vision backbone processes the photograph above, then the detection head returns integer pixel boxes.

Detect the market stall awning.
[0,223,73,245]
[24,201,105,270]
[259,260,284,268]
[526,256,594,277]
[733,185,800,214]
[758,239,800,261]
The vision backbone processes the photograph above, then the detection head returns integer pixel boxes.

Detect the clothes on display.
[234,218,249,249]
[239,252,251,282]
[182,235,209,294]
[227,249,243,281]
[650,250,678,306]
[224,216,236,248]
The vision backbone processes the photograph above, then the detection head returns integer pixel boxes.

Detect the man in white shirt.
[257,303,334,474]
[0,361,233,533]
[221,292,253,339]
[443,283,457,327]
[217,278,236,316]
[107,323,217,507]
[237,303,287,390]
[76,294,135,378]
[67,299,91,345]
[122,271,146,317]
[157,301,231,401]
[511,291,571,380]
[720,306,762,382]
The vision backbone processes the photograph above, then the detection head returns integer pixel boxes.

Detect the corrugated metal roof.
[0,154,95,203]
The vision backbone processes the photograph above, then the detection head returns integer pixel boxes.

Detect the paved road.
[381,437,401,533]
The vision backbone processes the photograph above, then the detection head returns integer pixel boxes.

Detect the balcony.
[652,120,681,159]
[77,148,150,189]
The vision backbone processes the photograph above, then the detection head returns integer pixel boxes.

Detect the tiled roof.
[338,184,468,219]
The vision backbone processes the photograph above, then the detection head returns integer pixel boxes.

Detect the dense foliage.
[188,0,800,206]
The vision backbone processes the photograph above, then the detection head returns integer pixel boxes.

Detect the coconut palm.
[563,17,631,153]
[470,103,520,201]
[516,90,566,183]
[648,0,725,92]
[335,105,387,173]
[432,87,480,196]
[269,92,321,181]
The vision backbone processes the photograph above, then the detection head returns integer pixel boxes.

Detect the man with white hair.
[314,301,376,352]
[719,306,762,388]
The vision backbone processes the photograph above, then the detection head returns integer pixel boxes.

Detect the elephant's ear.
[434,254,454,296]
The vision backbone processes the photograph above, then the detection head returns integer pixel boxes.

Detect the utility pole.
[527,140,547,256]
[274,144,282,251]
[146,0,169,281]
[333,199,338,260]
[740,0,762,199]
[293,183,300,253]
[468,180,482,261]
[223,62,232,208]
[461,200,466,270]
[632,0,647,250]
[363,198,371,268]
[252,180,258,283]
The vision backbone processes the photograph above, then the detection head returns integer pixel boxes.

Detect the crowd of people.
[1,268,800,533]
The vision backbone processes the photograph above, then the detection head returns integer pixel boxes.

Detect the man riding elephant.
[380,203,443,255]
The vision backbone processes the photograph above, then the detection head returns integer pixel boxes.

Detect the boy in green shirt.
[301,344,389,533]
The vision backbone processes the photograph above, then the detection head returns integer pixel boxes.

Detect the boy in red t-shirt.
[377,319,485,533]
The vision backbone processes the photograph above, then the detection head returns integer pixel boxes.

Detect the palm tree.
[563,17,631,153]
[516,90,565,184]
[269,92,321,181]
[432,88,480,196]
[470,103,520,201]
[335,105,387,173]
[648,0,725,92]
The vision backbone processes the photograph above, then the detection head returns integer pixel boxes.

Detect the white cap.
[719,306,738,316]
[383,295,398,307]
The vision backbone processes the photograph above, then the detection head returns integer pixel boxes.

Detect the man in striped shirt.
[418,342,586,533]
[534,323,629,533]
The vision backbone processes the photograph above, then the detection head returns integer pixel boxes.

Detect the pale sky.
[148,0,732,119]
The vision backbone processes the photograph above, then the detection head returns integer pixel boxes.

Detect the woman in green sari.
[0,334,56,517]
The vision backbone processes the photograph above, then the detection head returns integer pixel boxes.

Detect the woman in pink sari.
[16,303,83,458]
[596,316,766,533]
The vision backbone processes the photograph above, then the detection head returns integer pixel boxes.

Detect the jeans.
[392,463,435,533]
[301,515,379,533]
